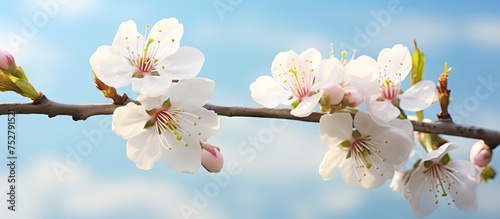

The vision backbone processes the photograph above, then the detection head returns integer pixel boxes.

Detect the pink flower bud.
[0,49,17,73]
[322,85,344,106]
[343,88,363,107]
[201,143,223,173]
[470,140,492,167]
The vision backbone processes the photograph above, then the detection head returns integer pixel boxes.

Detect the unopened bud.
[322,85,344,106]
[470,140,492,167]
[201,142,223,173]
[343,88,363,107]
[0,49,17,73]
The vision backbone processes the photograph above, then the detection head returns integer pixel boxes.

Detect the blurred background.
[1,0,499,218]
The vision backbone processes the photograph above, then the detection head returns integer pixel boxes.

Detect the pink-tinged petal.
[149,18,183,57]
[175,108,220,139]
[131,74,173,97]
[112,103,150,139]
[112,20,144,56]
[409,182,438,217]
[126,131,162,170]
[312,58,344,90]
[137,95,167,110]
[399,80,436,111]
[371,127,412,165]
[290,92,322,117]
[377,44,412,80]
[366,96,400,124]
[170,78,214,110]
[346,55,380,96]
[89,46,134,87]
[161,46,204,79]
[161,133,202,173]
[319,147,346,180]
[448,160,479,212]
[201,144,224,173]
[319,113,353,148]
[250,75,291,108]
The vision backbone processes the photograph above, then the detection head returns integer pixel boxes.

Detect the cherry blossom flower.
[347,44,435,123]
[112,78,219,173]
[406,143,479,217]
[250,48,343,117]
[90,18,204,97]
[318,111,413,189]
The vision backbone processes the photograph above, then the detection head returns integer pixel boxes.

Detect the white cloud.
[466,18,500,48]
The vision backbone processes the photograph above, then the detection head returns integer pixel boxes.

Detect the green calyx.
[439,153,451,165]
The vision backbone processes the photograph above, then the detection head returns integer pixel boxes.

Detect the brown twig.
[0,97,499,148]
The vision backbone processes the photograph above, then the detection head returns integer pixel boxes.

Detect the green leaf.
[411,39,426,121]
[411,38,425,86]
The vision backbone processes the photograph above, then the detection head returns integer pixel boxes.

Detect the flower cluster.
[250,44,481,216]
[91,18,222,173]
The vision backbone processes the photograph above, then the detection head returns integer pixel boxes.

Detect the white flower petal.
[131,74,173,97]
[377,44,412,80]
[371,128,412,165]
[161,133,201,173]
[448,160,479,213]
[137,95,167,110]
[353,111,386,137]
[319,147,346,180]
[299,48,322,67]
[312,58,343,90]
[360,158,394,189]
[112,20,144,56]
[366,96,400,124]
[422,143,459,162]
[149,18,183,57]
[250,75,291,108]
[319,113,353,148]
[126,131,162,170]
[409,182,438,217]
[406,165,427,200]
[290,92,322,117]
[270,50,298,87]
[176,108,220,139]
[399,80,436,111]
[89,46,134,87]
[340,163,365,190]
[387,118,414,141]
[390,171,406,193]
[346,55,380,96]
[170,78,214,110]
[112,103,150,139]
[161,46,204,79]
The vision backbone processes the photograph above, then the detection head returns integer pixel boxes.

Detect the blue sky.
[1,0,500,218]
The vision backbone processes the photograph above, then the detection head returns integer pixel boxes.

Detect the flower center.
[424,163,460,206]
[276,57,316,99]
[344,131,387,183]
[143,98,204,151]
[124,25,168,78]
[378,73,401,101]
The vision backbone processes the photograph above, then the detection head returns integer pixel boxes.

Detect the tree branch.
[1,97,499,148]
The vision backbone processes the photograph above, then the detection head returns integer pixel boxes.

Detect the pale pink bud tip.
[344,88,363,107]
[201,143,224,173]
[470,140,492,167]
[0,49,16,73]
